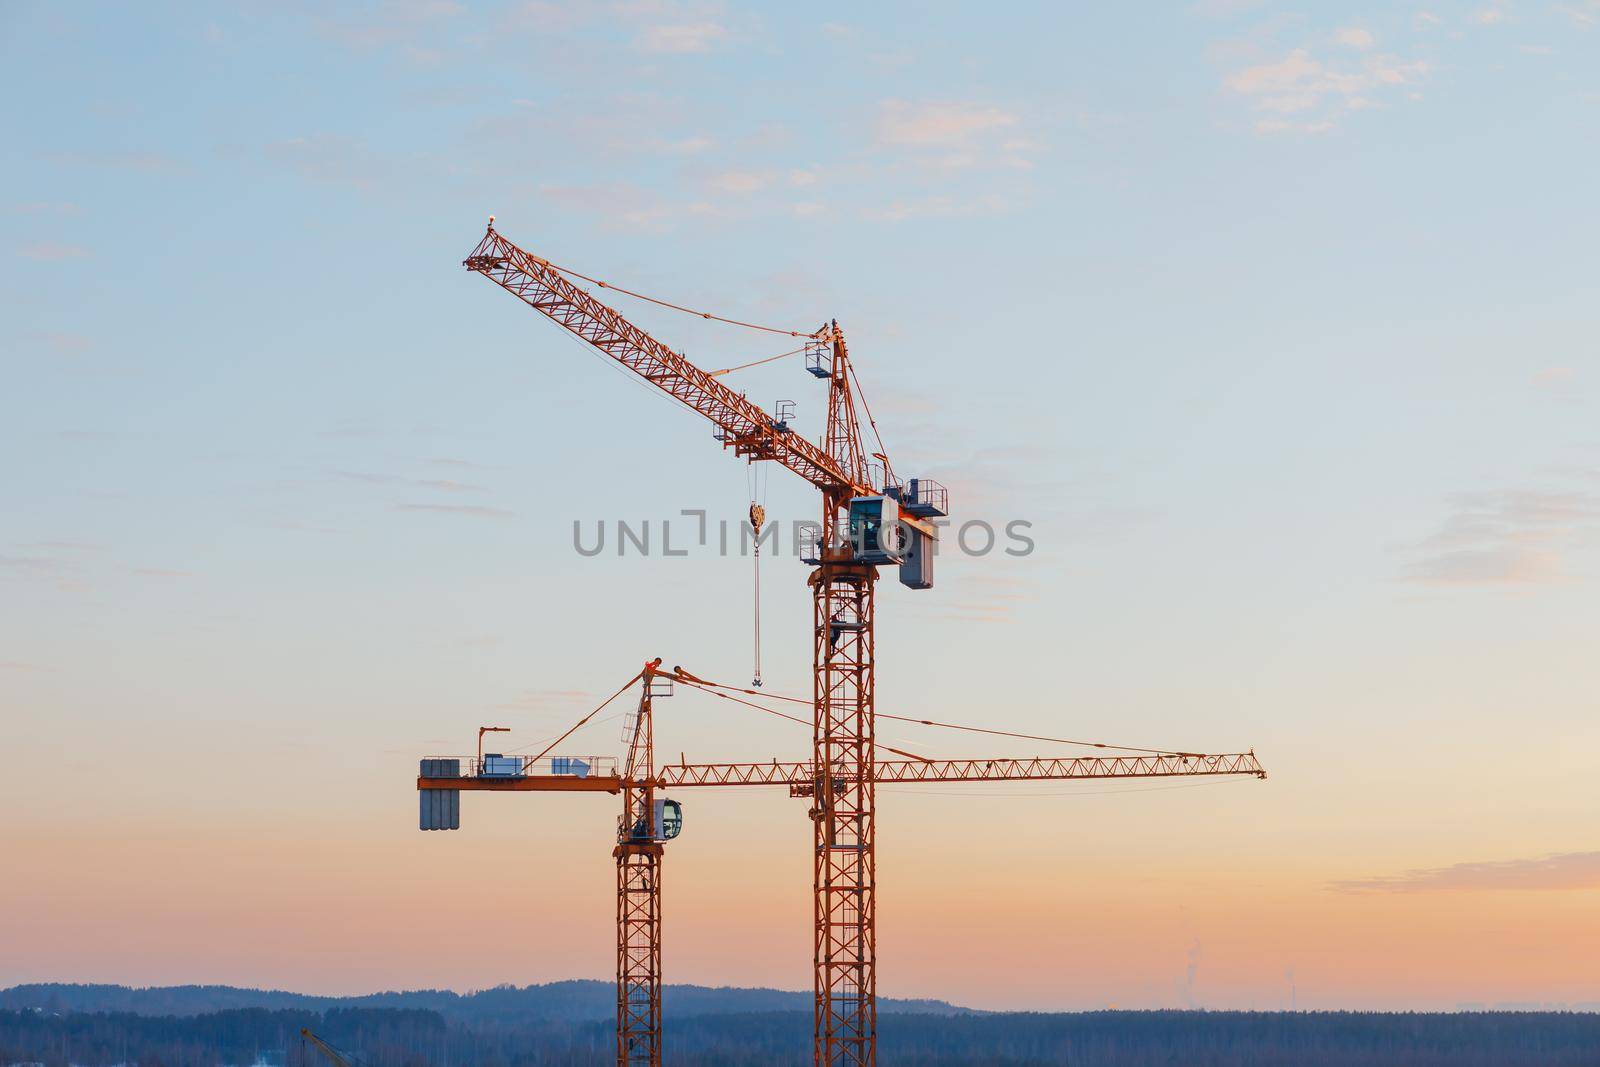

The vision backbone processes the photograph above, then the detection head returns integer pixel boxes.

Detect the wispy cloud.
[17,242,90,261]
[265,135,387,189]
[310,0,464,54]
[408,478,486,493]
[875,100,1021,148]
[22,331,94,357]
[1402,488,1600,587]
[1334,27,1376,49]
[394,503,515,519]
[494,687,593,712]
[1560,2,1600,28]
[1333,852,1600,893]
[13,201,79,215]
[1223,45,1429,132]
[637,20,729,53]
[706,169,773,194]
[332,469,486,493]
[43,150,185,174]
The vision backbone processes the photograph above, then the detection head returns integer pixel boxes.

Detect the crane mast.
[617,660,670,1066]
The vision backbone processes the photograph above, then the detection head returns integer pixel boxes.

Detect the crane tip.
[487,214,496,230]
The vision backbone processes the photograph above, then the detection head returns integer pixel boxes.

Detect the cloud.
[538,181,674,233]
[876,100,1020,148]
[13,201,78,215]
[659,134,715,154]
[1474,7,1507,25]
[1405,544,1565,586]
[706,170,772,194]
[1333,852,1600,893]
[311,0,463,53]
[1334,27,1375,49]
[1191,0,1270,16]
[1402,488,1600,587]
[394,503,515,519]
[0,554,71,575]
[1254,118,1335,134]
[133,568,192,578]
[43,151,185,174]
[408,478,486,493]
[265,135,386,189]
[1224,47,1429,131]
[1560,2,1600,27]
[494,687,593,712]
[862,193,1012,223]
[17,242,89,261]
[922,571,1033,624]
[24,331,94,357]
[637,21,729,53]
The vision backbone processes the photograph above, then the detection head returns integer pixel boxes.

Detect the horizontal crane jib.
[463,229,864,496]
[652,752,1266,788]
[415,752,1265,791]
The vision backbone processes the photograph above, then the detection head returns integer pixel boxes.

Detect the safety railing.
[423,755,620,780]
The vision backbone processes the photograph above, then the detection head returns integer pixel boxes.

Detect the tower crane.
[418,660,1267,1066]
[457,221,944,1067]
[429,223,1267,1066]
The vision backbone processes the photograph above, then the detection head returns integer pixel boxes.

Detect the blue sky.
[2,1,1599,1009]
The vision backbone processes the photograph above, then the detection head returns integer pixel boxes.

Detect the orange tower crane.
[418,660,1267,1067]
[459,221,944,1067]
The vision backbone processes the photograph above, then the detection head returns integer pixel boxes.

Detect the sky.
[1,0,1598,1013]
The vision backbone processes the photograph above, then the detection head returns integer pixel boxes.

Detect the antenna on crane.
[478,725,509,766]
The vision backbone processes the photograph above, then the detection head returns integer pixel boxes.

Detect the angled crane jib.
[462,227,868,497]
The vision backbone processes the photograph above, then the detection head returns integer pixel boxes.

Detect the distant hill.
[0,980,970,1023]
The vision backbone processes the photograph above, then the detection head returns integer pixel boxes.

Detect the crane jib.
[463,230,868,497]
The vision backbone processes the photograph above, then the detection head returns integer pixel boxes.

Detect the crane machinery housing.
[414,220,1268,1067]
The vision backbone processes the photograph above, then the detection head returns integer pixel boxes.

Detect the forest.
[3,984,1599,1067]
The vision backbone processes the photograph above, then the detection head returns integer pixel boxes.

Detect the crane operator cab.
[848,495,904,565]
[627,798,684,843]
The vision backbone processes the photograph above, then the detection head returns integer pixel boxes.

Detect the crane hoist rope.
[672,675,930,761]
[847,360,896,488]
[709,344,810,377]
[538,257,823,339]
[492,663,1222,772]
[749,500,764,688]
[746,457,770,689]
[513,671,643,763]
[677,673,1219,758]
